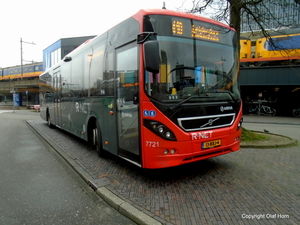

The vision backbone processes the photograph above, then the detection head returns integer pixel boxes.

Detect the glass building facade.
[241,0,300,32]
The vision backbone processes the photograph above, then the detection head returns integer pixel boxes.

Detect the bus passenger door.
[116,44,140,165]
[53,68,62,127]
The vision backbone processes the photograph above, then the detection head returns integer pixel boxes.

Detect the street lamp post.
[19,38,36,108]
[12,88,14,113]
[20,38,36,77]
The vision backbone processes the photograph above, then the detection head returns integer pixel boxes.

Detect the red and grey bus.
[39,9,243,169]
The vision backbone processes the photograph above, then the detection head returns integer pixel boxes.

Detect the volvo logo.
[220,106,233,112]
[201,117,220,128]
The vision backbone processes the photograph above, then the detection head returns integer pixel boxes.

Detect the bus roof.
[132,9,235,32]
[43,8,236,74]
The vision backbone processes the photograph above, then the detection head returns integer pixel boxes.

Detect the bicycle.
[244,97,276,116]
[258,101,276,116]
[292,107,300,117]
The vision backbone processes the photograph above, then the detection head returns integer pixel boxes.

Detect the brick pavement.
[23,112,300,225]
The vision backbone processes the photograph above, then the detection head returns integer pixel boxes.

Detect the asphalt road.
[0,110,135,225]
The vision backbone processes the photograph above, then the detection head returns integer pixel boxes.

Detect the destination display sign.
[144,15,235,45]
[172,17,220,41]
[172,18,220,42]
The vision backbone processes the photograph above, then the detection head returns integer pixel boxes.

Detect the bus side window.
[116,45,138,103]
[102,51,114,96]
[89,42,106,96]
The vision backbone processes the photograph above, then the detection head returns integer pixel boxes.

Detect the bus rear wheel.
[93,122,106,157]
[47,112,54,128]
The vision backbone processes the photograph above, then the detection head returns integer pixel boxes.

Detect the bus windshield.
[144,15,240,103]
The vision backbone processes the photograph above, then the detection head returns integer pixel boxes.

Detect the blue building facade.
[43,36,96,71]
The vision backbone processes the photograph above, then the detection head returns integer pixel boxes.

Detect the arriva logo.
[220,106,233,112]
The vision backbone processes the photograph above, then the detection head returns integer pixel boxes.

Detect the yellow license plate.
[202,139,221,149]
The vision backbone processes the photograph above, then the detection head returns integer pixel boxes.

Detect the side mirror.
[144,41,160,74]
[63,56,72,62]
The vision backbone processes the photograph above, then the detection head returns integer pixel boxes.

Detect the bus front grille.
[178,113,235,131]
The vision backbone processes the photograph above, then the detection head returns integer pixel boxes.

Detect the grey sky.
[0,0,188,68]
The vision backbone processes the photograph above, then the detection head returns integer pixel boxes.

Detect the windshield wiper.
[168,95,213,112]
[168,90,238,113]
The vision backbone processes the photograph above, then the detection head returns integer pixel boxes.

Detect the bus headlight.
[158,125,164,133]
[237,117,243,130]
[144,120,177,141]
[165,131,171,138]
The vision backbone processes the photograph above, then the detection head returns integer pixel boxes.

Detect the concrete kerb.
[26,120,162,225]
[96,187,161,225]
[241,130,298,148]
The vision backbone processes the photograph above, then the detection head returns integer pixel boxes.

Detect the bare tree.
[185,0,300,40]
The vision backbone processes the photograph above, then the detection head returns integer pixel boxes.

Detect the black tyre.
[293,109,300,117]
[270,108,276,116]
[93,121,106,157]
[47,112,54,128]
